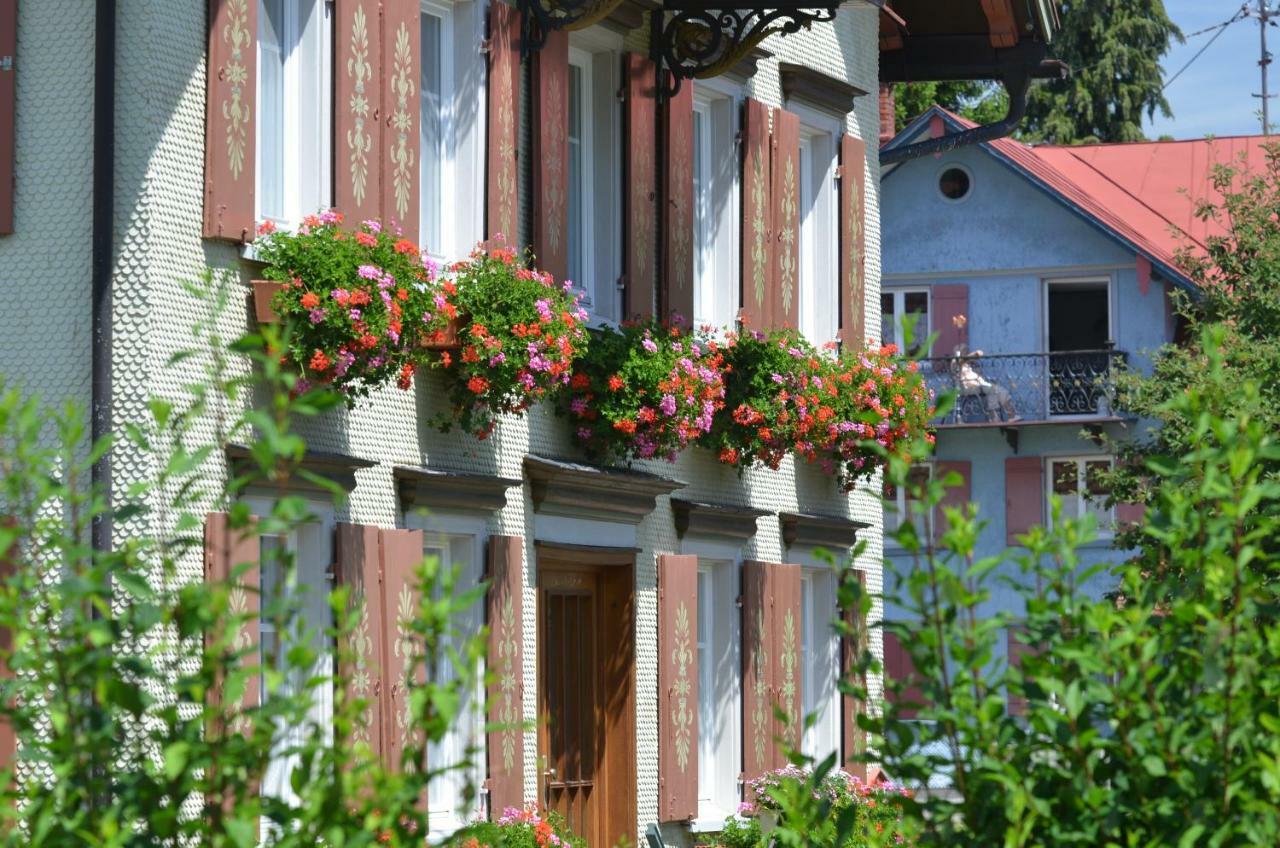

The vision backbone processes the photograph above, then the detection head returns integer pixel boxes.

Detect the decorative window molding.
[779,511,869,550]
[670,498,768,542]
[779,62,868,117]
[524,455,685,524]
[226,443,374,494]
[394,466,520,514]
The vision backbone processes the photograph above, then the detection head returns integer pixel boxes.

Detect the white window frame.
[886,462,934,541]
[256,0,333,227]
[799,565,841,764]
[567,46,596,309]
[419,0,455,259]
[880,286,931,355]
[1041,276,1115,352]
[1046,455,1116,538]
[402,511,487,835]
[691,79,741,332]
[793,108,840,349]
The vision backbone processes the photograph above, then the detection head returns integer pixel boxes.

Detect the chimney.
[879,84,896,145]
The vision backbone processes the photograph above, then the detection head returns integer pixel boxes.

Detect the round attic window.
[938,166,972,202]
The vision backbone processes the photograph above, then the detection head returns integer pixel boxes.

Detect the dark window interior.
[1048,284,1109,351]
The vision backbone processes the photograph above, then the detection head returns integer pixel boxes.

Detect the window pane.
[567,64,584,291]
[1085,460,1113,531]
[693,110,707,309]
[1052,460,1080,522]
[904,291,929,355]
[697,570,713,799]
[258,0,286,221]
[880,293,896,348]
[419,12,443,253]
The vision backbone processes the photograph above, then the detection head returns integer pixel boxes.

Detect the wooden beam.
[980,0,1019,49]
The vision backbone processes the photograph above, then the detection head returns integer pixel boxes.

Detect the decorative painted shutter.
[203,0,257,241]
[1006,625,1033,717]
[381,0,420,241]
[772,563,802,762]
[623,53,657,320]
[838,134,867,349]
[1005,456,1045,544]
[739,99,772,330]
[380,527,426,774]
[769,109,800,331]
[933,460,971,541]
[486,535,526,817]
[485,2,521,248]
[1116,502,1146,530]
[336,522,387,760]
[931,284,969,356]
[741,560,773,782]
[531,30,569,282]
[662,84,694,325]
[882,630,924,720]
[335,0,384,223]
[0,0,15,236]
[0,518,15,769]
[657,554,698,822]
[840,569,867,777]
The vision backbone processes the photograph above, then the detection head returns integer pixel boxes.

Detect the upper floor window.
[692,82,740,331]
[1049,457,1114,535]
[257,0,332,226]
[881,287,930,355]
[796,116,839,348]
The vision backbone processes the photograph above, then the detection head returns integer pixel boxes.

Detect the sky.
[1145,1,1276,139]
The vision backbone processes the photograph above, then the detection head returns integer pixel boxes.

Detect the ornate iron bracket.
[649,2,838,97]
[520,0,628,54]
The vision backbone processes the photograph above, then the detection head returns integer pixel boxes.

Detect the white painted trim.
[879,285,930,355]
[532,514,638,549]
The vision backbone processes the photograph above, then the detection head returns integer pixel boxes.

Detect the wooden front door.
[538,552,635,848]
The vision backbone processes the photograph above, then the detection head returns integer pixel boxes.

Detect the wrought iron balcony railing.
[921,349,1127,426]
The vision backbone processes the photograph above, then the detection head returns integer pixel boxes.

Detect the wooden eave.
[394,466,521,514]
[524,455,686,524]
[779,511,869,551]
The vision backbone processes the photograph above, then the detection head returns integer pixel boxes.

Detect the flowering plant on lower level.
[254,213,436,399]
[446,806,587,848]
[420,244,589,438]
[564,320,726,464]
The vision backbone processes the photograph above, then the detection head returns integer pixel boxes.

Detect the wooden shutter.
[882,630,924,720]
[770,108,800,330]
[485,2,521,247]
[933,460,971,541]
[1005,456,1045,544]
[930,284,968,356]
[335,0,383,223]
[1116,502,1146,530]
[531,30,569,282]
[662,84,694,325]
[739,99,772,330]
[381,0,420,241]
[742,560,773,782]
[838,134,867,349]
[840,569,867,778]
[772,563,802,759]
[623,53,657,321]
[657,554,698,822]
[336,522,387,760]
[1006,625,1034,717]
[486,535,526,817]
[203,0,257,241]
[0,518,15,769]
[380,527,426,773]
[0,0,15,236]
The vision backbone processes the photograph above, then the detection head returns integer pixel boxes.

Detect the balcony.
[923,349,1128,429]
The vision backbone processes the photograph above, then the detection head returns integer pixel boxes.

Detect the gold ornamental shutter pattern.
[657,554,698,822]
[485,3,521,248]
[739,99,772,331]
[486,535,526,817]
[531,30,569,283]
[623,53,658,321]
[336,522,389,761]
[380,0,421,242]
[379,527,427,776]
[203,0,258,241]
[335,0,384,223]
[769,108,800,331]
[839,134,867,350]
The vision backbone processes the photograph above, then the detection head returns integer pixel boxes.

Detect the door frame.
[534,542,637,848]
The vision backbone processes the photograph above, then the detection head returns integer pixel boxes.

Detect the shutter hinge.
[0,56,12,72]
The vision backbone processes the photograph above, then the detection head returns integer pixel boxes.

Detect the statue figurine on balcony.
[951,345,1020,423]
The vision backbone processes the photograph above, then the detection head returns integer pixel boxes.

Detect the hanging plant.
[565,320,726,464]
[254,213,437,400]
[420,244,589,438]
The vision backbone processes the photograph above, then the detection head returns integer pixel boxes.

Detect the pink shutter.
[838,134,867,349]
[379,527,426,774]
[882,630,924,720]
[770,109,800,330]
[742,560,773,782]
[1005,456,1045,544]
[772,563,802,762]
[662,82,695,325]
[933,460,971,540]
[840,569,867,777]
[486,535,526,817]
[381,0,420,241]
[485,2,521,248]
[739,99,772,331]
[335,0,384,223]
[203,0,257,241]
[1116,502,1146,529]
[531,30,569,282]
[931,284,968,356]
[657,554,698,822]
[1006,625,1033,717]
[336,522,387,760]
[623,53,657,320]
[0,0,14,235]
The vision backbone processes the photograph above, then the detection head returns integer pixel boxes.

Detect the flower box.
[419,315,462,351]
[251,279,283,324]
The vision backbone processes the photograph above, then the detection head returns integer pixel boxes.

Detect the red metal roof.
[894,108,1274,286]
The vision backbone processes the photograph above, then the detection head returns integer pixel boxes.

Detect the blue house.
[876,106,1269,715]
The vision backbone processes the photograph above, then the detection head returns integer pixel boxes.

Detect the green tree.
[891,81,1006,133]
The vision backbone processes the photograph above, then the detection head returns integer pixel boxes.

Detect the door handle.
[543,766,557,810]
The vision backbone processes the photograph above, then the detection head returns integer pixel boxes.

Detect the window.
[937,165,972,202]
[796,119,839,348]
[566,53,593,298]
[886,463,933,537]
[800,569,839,763]
[1049,457,1114,535]
[257,0,332,226]
[691,82,740,331]
[695,559,740,826]
[421,530,485,835]
[880,288,930,355]
[419,4,451,256]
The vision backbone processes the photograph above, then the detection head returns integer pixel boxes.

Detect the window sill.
[689,809,737,833]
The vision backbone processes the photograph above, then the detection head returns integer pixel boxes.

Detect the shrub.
[565,320,726,464]
[422,244,589,438]
[255,213,437,399]
[446,807,586,848]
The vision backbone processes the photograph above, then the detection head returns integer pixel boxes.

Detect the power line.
[1163,10,1247,91]
[1182,6,1250,40]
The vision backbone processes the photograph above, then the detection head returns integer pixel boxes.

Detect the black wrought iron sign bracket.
[521,0,628,55]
